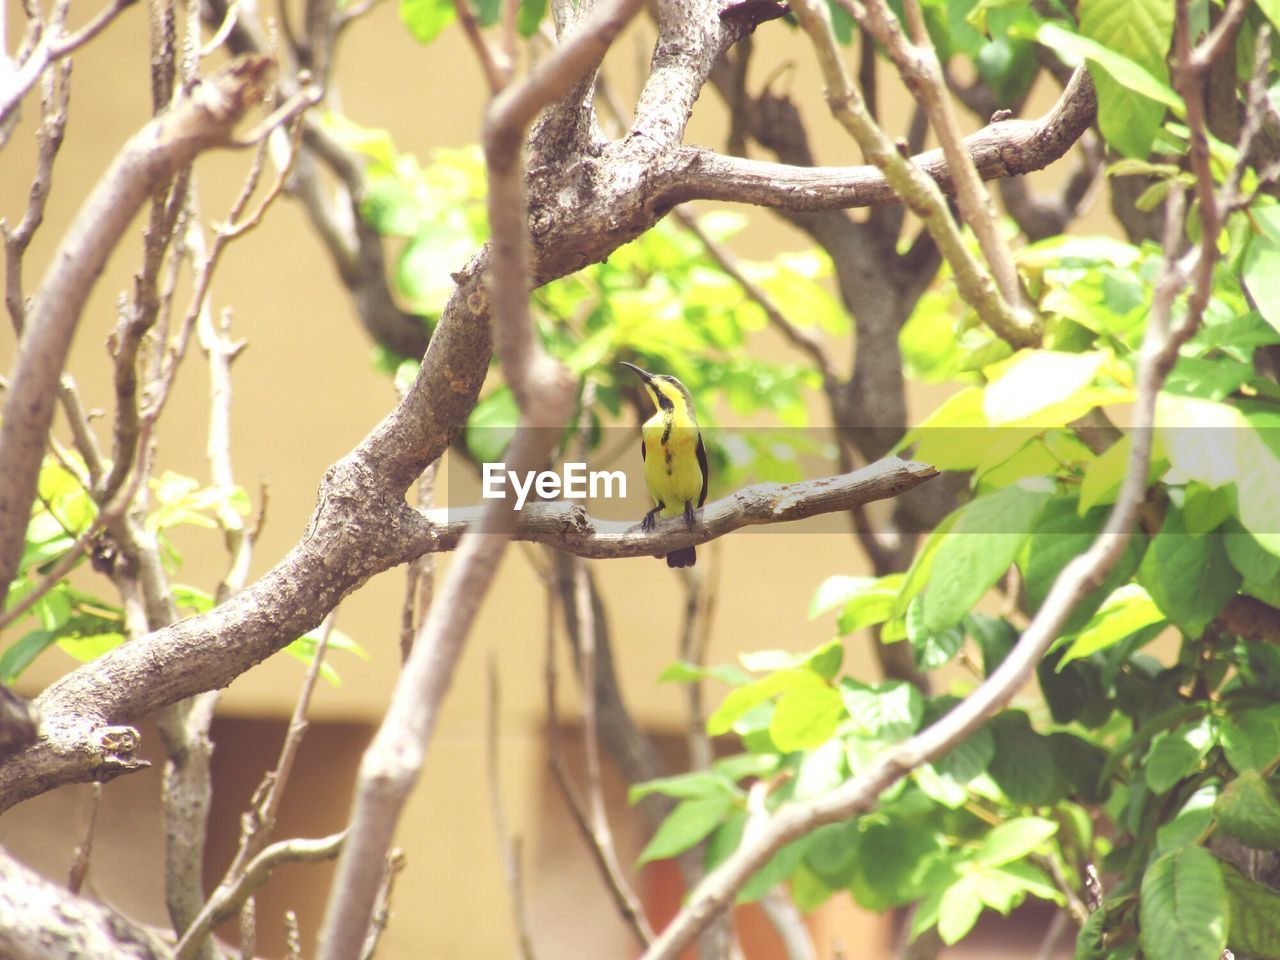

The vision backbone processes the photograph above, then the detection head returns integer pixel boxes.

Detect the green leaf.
[1244,212,1280,335]
[1221,859,1280,958]
[707,669,823,736]
[938,875,986,944]
[1050,732,1110,803]
[839,679,923,741]
[982,349,1110,425]
[0,628,58,683]
[1059,584,1165,666]
[810,574,903,634]
[967,613,1017,676]
[637,795,732,865]
[1157,782,1218,853]
[770,686,844,752]
[1137,506,1241,639]
[465,388,519,464]
[934,724,996,785]
[1023,498,1148,637]
[809,575,876,618]
[738,836,813,903]
[1221,711,1280,774]
[740,640,843,680]
[516,0,546,35]
[789,863,836,912]
[1139,847,1227,960]
[1079,434,1132,512]
[1214,771,1280,850]
[1038,8,1178,157]
[908,619,965,670]
[988,712,1061,805]
[1225,525,1280,585]
[657,660,752,686]
[793,738,848,800]
[56,631,126,663]
[851,820,946,910]
[712,753,779,783]
[1257,0,1280,32]
[629,771,740,805]
[399,0,456,43]
[922,484,1050,633]
[803,821,862,886]
[975,817,1059,868]
[1144,717,1216,794]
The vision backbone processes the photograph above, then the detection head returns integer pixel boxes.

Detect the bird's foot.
[641,506,661,532]
[683,501,696,530]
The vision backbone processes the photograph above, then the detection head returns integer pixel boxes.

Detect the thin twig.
[173,610,338,960]
[358,850,407,960]
[175,833,346,957]
[787,0,1037,348]
[671,206,836,387]
[853,0,1029,315]
[66,783,101,895]
[573,556,656,945]
[450,0,505,93]
[487,656,540,960]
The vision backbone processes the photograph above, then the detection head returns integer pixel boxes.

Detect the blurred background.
[0,1,1111,955]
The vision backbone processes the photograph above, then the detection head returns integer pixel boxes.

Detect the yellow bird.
[620,362,708,568]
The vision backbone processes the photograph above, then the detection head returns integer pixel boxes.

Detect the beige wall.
[1,4,1107,956]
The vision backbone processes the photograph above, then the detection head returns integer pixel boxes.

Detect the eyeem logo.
[482,462,627,510]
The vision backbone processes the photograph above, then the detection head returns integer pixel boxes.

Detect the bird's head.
[619,361,696,416]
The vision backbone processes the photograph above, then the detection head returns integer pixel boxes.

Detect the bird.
[620,361,708,568]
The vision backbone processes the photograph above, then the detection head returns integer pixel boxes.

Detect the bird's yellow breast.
[641,414,703,518]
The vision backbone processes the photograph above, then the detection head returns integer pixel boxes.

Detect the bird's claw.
[683,501,696,530]
[641,507,660,533]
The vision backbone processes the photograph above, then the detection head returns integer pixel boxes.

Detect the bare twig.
[0,55,271,612]
[787,0,1037,348]
[487,657,540,960]
[358,850,406,960]
[176,832,346,956]
[0,0,134,130]
[672,206,835,387]
[4,59,71,333]
[759,891,818,960]
[573,557,656,945]
[66,783,102,895]
[450,0,506,93]
[172,610,337,960]
[852,0,1028,316]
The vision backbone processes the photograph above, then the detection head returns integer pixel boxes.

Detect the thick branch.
[0,845,171,960]
[0,55,271,610]
[657,65,1095,213]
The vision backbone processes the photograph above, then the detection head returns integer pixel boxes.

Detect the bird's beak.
[619,361,654,383]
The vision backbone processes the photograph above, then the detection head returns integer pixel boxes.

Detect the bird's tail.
[666,546,696,568]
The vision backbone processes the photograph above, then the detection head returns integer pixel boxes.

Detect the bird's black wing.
[696,432,709,507]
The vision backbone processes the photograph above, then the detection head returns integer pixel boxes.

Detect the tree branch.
[659,68,1095,214]
[0,54,272,611]
[419,458,939,559]
[639,26,1235,950]
[314,0,641,952]
[0,845,172,960]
